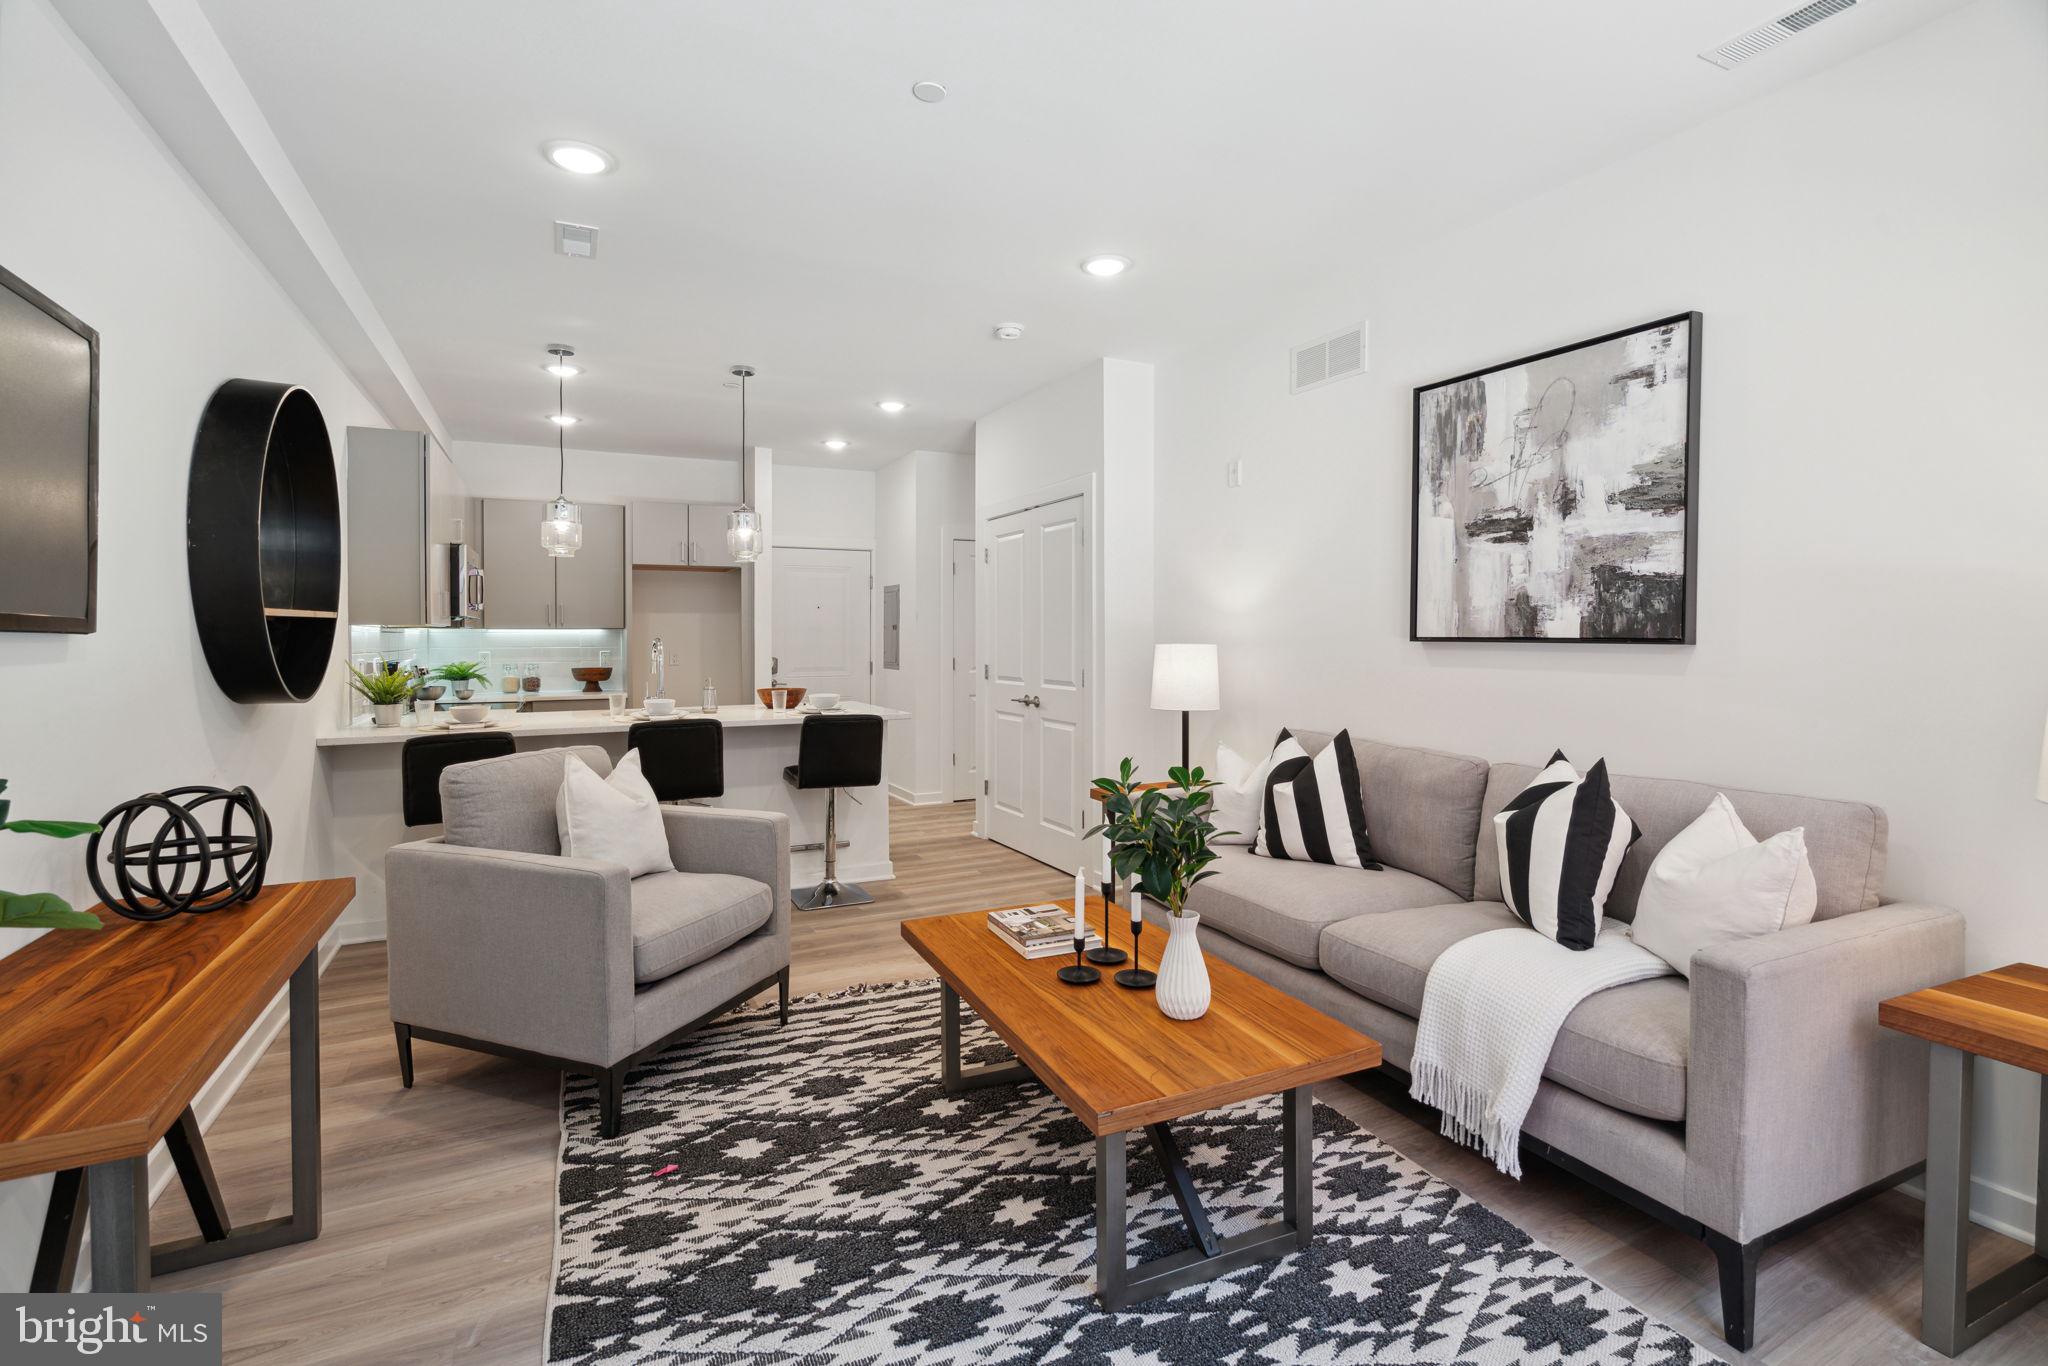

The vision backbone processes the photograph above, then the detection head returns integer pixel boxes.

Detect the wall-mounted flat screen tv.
[0,264,97,633]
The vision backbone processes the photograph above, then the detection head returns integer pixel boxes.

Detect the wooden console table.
[1880,963,2048,1356]
[0,877,354,1291]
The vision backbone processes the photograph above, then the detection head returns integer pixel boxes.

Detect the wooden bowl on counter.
[570,667,613,694]
[756,686,807,710]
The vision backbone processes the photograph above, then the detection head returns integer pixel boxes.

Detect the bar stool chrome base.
[793,878,874,911]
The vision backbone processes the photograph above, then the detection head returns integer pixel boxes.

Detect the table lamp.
[1151,643,1219,772]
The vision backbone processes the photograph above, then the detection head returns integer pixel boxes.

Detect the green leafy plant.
[1,778,104,930]
[1084,759,1228,918]
[433,660,488,683]
[348,664,416,706]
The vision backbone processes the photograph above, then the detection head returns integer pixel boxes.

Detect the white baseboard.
[336,912,386,947]
[1898,1172,2040,1244]
[887,784,947,806]
[73,928,344,1286]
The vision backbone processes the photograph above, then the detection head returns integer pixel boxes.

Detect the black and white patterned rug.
[548,980,1718,1365]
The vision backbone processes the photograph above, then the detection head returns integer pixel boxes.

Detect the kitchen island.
[316,702,908,940]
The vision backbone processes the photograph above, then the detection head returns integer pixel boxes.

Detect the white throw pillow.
[556,750,674,878]
[1209,742,1269,846]
[1630,793,1817,976]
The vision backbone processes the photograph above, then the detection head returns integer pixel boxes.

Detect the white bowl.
[645,697,676,717]
[809,692,841,711]
[449,704,490,725]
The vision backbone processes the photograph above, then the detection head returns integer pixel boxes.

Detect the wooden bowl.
[571,667,613,694]
[756,685,807,709]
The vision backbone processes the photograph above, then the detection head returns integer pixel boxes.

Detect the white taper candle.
[1130,890,1143,925]
[1074,867,1087,936]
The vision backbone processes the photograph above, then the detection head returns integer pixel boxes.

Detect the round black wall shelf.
[188,380,340,703]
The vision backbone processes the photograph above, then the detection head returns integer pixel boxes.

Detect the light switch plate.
[1225,460,1245,488]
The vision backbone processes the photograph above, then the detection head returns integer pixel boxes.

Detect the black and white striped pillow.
[1494,750,1641,950]
[1253,729,1381,869]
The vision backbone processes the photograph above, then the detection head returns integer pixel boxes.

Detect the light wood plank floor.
[155,801,2046,1364]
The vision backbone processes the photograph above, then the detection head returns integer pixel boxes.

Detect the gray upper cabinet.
[480,497,626,628]
[630,499,740,568]
[480,498,555,627]
[686,503,741,567]
[554,502,626,627]
[347,427,465,626]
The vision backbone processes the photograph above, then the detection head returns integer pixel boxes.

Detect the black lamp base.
[1057,963,1102,985]
[1114,968,1157,990]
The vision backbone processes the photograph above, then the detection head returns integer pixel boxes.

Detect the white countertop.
[315,700,908,748]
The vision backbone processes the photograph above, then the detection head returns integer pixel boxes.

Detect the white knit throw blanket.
[1409,920,1673,1178]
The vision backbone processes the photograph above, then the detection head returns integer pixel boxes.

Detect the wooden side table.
[1879,963,2048,1356]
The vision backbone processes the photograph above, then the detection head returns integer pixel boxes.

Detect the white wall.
[975,361,1105,512]
[773,464,878,551]
[875,450,974,802]
[876,455,918,784]
[0,0,389,1287]
[1147,0,2048,1232]
[450,439,742,504]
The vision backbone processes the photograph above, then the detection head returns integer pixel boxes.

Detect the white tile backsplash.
[342,626,626,721]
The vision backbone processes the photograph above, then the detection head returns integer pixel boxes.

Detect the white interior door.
[949,537,977,801]
[984,495,1090,870]
[772,547,871,703]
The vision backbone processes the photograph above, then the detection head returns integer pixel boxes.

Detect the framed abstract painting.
[1411,311,1700,643]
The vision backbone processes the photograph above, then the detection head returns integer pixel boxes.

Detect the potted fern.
[434,660,487,701]
[349,664,415,726]
[1086,759,1227,1019]
[1,778,103,930]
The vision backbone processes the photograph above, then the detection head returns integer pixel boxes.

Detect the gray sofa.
[385,746,791,1138]
[1157,731,1963,1350]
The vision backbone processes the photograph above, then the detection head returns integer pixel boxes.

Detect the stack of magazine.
[987,903,1104,960]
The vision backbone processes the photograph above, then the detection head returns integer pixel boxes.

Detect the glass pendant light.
[726,365,763,563]
[541,346,583,557]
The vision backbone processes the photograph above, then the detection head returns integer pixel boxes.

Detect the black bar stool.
[782,713,883,911]
[401,731,517,827]
[627,718,724,802]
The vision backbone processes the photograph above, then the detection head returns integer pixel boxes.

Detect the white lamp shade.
[1151,643,1219,712]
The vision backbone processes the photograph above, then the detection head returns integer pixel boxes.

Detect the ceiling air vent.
[554,221,598,258]
[1291,323,1368,395]
[1700,0,1858,70]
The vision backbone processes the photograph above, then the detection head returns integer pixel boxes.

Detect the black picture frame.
[1410,310,1701,645]
[0,263,99,635]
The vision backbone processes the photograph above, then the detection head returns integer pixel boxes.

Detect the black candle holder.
[1115,914,1157,990]
[1057,935,1101,985]
[1085,882,1127,965]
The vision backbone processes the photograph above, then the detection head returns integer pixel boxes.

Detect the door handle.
[1010,695,1042,708]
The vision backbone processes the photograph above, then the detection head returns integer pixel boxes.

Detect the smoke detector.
[993,323,1025,341]
[1700,0,1860,70]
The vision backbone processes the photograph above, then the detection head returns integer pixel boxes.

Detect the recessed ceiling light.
[543,140,615,175]
[911,81,947,104]
[549,413,579,426]
[1080,254,1131,278]
[876,399,907,414]
[823,439,849,451]
[993,323,1025,341]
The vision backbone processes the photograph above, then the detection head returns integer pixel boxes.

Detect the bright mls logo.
[4,1295,220,1364]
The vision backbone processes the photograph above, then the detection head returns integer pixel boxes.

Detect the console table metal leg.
[938,983,1032,1093]
[1921,1045,2048,1356]
[31,1168,87,1292]
[152,949,323,1275]
[88,1157,149,1292]
[1283,1083,1313,1248]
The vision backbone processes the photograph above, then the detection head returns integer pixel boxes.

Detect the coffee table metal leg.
[1094,1089,1317,1311]
[1096,1129,1128,1308]
[938,983,1032,1094]
[1284,1083,1313,1247]
[1921,1045,2048,1356]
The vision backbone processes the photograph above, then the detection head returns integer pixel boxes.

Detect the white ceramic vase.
[1156,912,1211,1020]
[372,703,402,727]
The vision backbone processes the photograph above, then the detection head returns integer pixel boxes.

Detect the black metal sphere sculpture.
[85,786,271,922]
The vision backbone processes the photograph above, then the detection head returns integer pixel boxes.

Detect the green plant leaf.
[2,819,101,839]
[0,891,103,930]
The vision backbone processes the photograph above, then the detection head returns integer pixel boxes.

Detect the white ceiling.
[196,0,1962,470]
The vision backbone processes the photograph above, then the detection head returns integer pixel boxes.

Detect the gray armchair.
[385,746,790,1138]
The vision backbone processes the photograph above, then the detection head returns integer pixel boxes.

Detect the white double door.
[772,547,871,703]
[985,495,1090,872]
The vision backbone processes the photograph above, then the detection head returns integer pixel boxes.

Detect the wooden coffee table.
[902,899,1382,1308]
